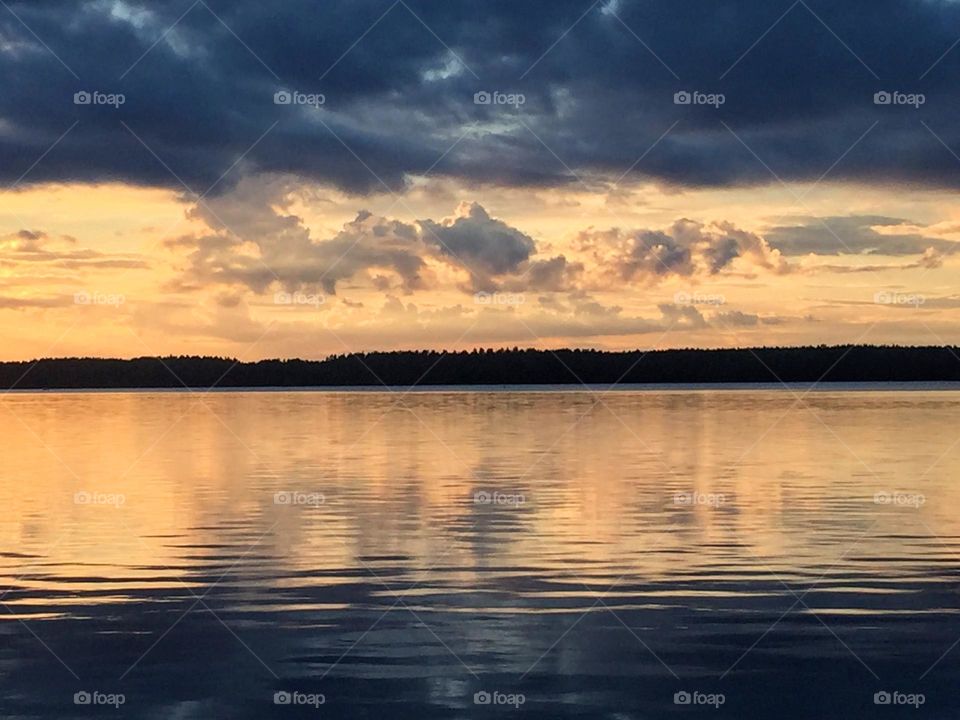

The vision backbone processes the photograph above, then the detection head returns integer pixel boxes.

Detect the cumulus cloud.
[578,218,788,285]
[418,202,536,288]
[168,185,578,296]
[658,302,709,329]
[168,208,432,296]
[502,255,584,293]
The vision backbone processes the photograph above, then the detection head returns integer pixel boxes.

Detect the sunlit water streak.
[1,388,959,718]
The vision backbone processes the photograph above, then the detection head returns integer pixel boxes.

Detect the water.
[1,388,959,718]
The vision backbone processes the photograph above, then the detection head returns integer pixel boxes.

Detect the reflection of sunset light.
[2,389,958,622]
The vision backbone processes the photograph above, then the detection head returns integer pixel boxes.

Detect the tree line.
[2,345,960,389]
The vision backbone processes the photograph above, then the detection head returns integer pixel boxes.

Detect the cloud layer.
[4,0,960,193]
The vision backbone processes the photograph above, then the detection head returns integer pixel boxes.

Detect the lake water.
[1,388,959,718]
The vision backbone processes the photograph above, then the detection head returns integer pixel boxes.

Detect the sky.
[2,0,960,360]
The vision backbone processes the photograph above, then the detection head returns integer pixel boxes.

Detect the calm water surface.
[2,388,960,718]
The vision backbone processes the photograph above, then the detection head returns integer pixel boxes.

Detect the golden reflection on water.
[1,389,958,602]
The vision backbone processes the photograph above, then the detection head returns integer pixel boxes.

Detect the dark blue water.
[1,389,958,718]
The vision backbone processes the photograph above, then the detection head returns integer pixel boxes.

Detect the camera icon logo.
[674,690,692,705]
[274,90,292,105]
[874,91,892,105]
[73,691,92,705]
[673,91,692,105]
[874,691,892,705]
[474,91,492,105]
[73,91,91,105]
[474,691,492,705]
[474,490,491,505]
[274,691,292,705]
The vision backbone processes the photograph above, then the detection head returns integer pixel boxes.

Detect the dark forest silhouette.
[2,346,960,389]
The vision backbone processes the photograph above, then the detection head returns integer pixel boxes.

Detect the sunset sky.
[2,0,960,360]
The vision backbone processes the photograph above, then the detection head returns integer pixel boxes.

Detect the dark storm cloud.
[4,0,960,191]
